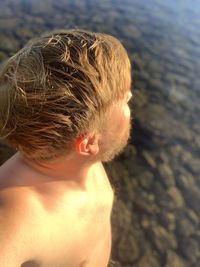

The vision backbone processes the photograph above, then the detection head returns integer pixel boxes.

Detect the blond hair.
[0,29,131,163]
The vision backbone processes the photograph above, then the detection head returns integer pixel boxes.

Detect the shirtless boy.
[0,29,132,267]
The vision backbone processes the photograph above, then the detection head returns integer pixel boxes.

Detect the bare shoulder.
[0,183,42,234]
[0,159,114,266]
[0,184,70,264]
[0,185,40,265]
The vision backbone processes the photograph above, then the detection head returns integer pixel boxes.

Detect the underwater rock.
[0,6,12,17]
[15,27,34,39]
[118,228,141,263]
[187,158,200,175]
[159,211,175,232]
[158,163,175,188]
[142,150,157,168]
[134,247,160,267]
[133,88,149,111]
[22,0,53,15]
[151,224,177,253]
[136,104,193,141]
[167,187,184,209]
[165,251,187,267]
[0,18,19,29]
[179,237,200,263]
[123,24,141,39]
[111,199,132,244]
[182,188,200,215]
[176,171,195,192]
[0,34,20,52]
[134,190,157,215]
[0,51,7,62]
[175,210,197,238]
[138,171,154,190]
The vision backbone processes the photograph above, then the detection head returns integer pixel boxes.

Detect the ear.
[75,133,100,156]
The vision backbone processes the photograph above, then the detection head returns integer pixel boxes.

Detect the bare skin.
[0,152,114,267]
[0,92,132,267]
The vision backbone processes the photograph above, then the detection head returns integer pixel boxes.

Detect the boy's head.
[0,29,132,163]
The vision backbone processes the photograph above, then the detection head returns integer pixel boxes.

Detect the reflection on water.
[0,0,200,266]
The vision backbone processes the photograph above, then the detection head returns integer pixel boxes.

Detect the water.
[0,0,200,266]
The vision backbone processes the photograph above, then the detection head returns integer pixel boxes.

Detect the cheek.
[108,103,131,131]
[123,105,131,118]
[116,105,130,131]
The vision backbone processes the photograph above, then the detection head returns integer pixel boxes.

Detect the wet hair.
[0,29,131,163]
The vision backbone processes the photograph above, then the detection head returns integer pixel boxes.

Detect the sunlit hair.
[0,29,131,163]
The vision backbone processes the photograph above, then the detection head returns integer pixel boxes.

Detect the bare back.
[0,154,114,267]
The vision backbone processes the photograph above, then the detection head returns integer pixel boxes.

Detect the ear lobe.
[75,133,99,156]
[75,137,88,154]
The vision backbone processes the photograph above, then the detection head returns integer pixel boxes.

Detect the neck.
[16,152,100,190]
